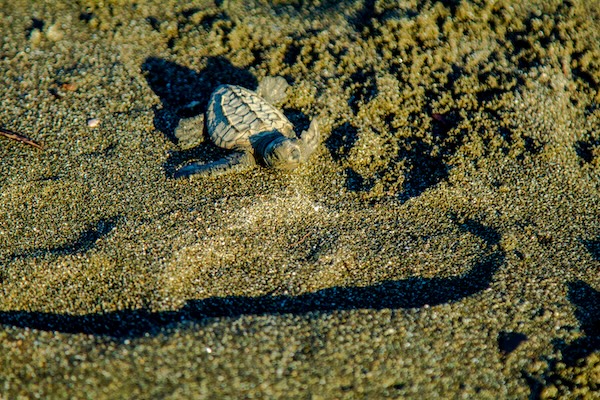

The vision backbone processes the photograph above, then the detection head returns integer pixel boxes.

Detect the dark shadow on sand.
[524,279,600,399]
[142,56,257,177]
[0,252,503,338]
[582,239,600,261]
[329,110,466,202]
[142,56,314,178]
[6,217,119,261]
[0,219,504,339]
[556,280,600,365]
[553,241,600,364]
[142,56,257,143]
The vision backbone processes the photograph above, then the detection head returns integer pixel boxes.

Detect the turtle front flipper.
[256,76,289,105]
[299,118,320,162]
[174,152,255,178]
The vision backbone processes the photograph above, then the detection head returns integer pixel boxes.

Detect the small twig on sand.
[0,127,43,149]
[291,231,311,247]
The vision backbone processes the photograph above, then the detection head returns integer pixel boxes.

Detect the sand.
[0,0,598,398]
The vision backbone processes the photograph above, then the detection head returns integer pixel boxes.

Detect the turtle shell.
[206,85,295,151]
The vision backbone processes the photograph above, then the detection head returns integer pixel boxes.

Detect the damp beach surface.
[1,0,599,398]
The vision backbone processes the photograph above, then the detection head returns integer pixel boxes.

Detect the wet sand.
[1,0,599,398]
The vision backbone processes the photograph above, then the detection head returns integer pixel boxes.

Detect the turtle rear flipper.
[256,76,289,105]
[175,152,256,178]
[299,118,319,161]
[175,114,206,149]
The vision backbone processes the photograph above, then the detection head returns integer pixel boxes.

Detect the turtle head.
[263,136,302,170]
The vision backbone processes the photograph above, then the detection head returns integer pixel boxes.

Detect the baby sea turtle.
[174,76,319,178]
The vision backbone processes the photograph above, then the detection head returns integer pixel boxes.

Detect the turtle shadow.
[141,56,258,176]
[142,57,317,178]
[142,56,257,142]
[0,218,504,339]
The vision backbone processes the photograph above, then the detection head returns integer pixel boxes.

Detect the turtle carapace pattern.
[174,76,319,178]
